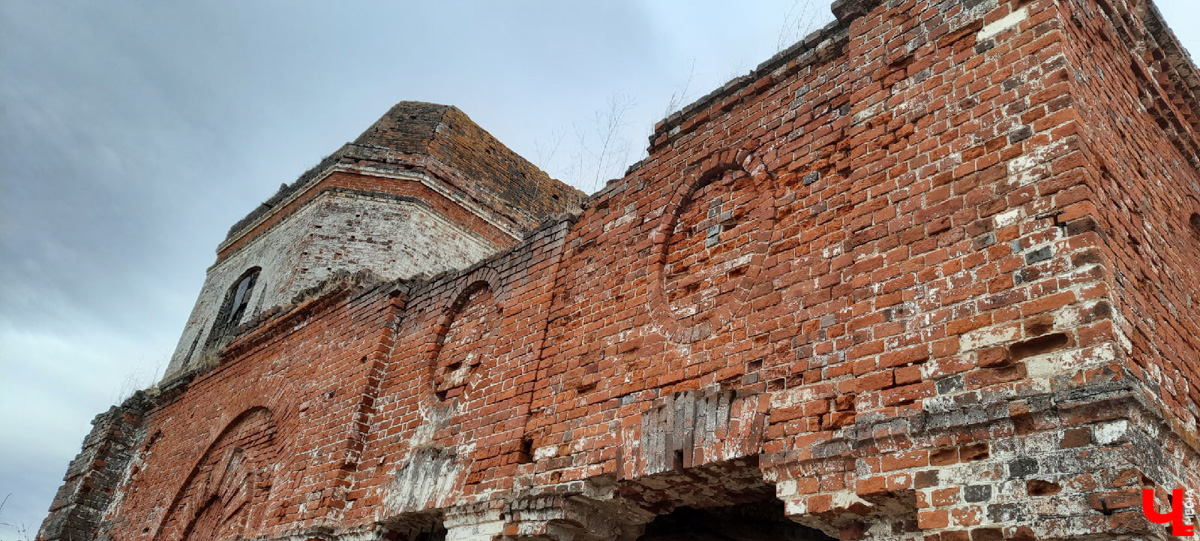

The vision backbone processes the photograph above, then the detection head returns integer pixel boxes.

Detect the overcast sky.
[1,1,1198,536]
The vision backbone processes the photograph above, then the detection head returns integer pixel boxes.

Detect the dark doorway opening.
[636,500,834,541]
[411,527,446,541]
[379,515,446,541]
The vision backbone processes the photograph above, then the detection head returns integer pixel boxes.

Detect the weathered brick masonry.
[40,0,1200,539]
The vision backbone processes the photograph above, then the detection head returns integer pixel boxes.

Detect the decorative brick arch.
[648,148,778,344]
[429,266,504,401]
[153,407,279,541]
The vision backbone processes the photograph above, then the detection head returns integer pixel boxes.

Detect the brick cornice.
[830,0,884,22]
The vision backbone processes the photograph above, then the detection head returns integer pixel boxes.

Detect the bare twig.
[533,128,566,169]
[0,493,35,541]
[663,59,696,118]
[589,93,636,191]
[777,0,819,52]
[544,92,636,192]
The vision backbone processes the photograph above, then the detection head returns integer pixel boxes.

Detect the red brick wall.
[1055,0,1200,515]
[1061,0,1200,434]
[79,285,401,539]
[41,0,1200,540]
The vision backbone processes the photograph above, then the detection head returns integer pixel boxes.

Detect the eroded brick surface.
[40,1,1200,540]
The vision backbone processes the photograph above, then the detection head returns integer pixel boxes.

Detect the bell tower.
[164,102,584,378]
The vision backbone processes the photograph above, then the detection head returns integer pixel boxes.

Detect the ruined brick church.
[38,0,1200,539]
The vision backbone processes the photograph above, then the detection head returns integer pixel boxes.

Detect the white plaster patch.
[384,446,467,514]
[1008,152,1047,187]
[533,445,558,460]
[995,208,1022,228]
[1023,431,1060,455]
[444,517,505,541]
[920,359,946,380]
[978,6,1030,41]
[785,497,808,516]
[1052,300,1101,331]
[1007,139,1070,187]
[1010,165,1045,187]
[604,204,639,231]
[1024,351,1069,380]
[960,323,1020,351]
[717,253,754,273]
[672,304,698,318]
[1025,343,1118,380]
[921,394,959,414]
[1007,153,1040,175]
[831,491,875,511]
[771,384,834,408]
[1094,420,1129,445]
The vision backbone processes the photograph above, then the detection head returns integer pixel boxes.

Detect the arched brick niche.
[153,407,279,541]
[430,268,503,401]
[649,148,777,344]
